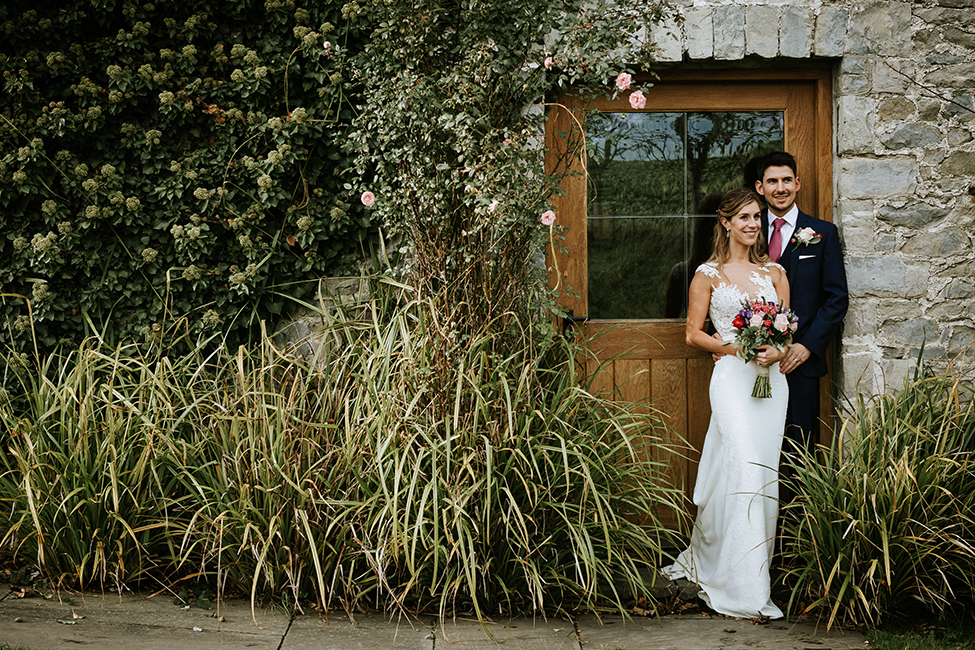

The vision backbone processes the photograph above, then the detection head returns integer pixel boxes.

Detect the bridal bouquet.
[731,298,798,398]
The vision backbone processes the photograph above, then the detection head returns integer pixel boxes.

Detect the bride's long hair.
[708,188,770,267]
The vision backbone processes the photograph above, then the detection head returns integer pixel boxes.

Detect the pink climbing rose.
[360,191,376,207]
[628,90,647,110]
[541,210,556,226]
[616,72,632,91]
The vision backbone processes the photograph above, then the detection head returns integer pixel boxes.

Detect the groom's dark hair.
[758,151,798,181]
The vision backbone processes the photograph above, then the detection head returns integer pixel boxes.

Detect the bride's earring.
[725,229,730,238]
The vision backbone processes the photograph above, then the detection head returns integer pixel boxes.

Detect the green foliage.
[0,0,371,358]
[1,0,689,623]
[0,275,684,619]
[779,368,975,629]
[314,290,683,619]
[868,617,975,650]
[346,0,681,385]
[0,339,175,589]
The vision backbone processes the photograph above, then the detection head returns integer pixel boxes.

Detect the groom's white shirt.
[767,204,799,261]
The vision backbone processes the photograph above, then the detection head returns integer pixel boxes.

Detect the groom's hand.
[711,331,726,363]
[781,342,810,374]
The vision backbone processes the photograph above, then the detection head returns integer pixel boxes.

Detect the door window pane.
[587,111,784,319]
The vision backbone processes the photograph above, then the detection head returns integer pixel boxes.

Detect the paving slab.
[1,585,870,650]
[433,616,580,649]
[0,587,289,650]
[575,613,867,650]
[283,611,433,649]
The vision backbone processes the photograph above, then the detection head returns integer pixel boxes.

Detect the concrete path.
[0,585,867,650]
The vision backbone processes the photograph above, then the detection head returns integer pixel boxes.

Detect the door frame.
[545,69,836,518]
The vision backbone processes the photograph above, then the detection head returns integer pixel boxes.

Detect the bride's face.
[722,201,762,248]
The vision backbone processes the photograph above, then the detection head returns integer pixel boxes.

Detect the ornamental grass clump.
[312,284,684,620]
[778,367,975,629]
[0,281,685,619]
[0,339,179,590]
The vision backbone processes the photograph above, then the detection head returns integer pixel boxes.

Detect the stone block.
[847,257,928,298]
[942,279,974,301]
[915,7,975,31]
[840,158,918,199]
[945,94,975,121]
[918,97,941,121]
[840,74,870,95]
[941,150,975,176]
[880,358,915,392]
[713,5,745,60]
[745,6,778,58]
[843,300,878,338]
[948,326,975,359]
[948,128,973,147]
[780,6,812,58]
[940,259,974,277]
[876,233,898,252]
[838,96,878,154]
[926,53,969,67]
[840,351,878,396]
[652,15,684,63]
[939,0,975,9]
[928,300,970,321]
[272,276,370,363]
[814,6,848,57]
[881,123,944,150]
[924,149,947,166]
[840,55,867,75]
[871,57,911,94]
[884,317,943,347]
[686,6,713,60]
[924,63,975,88]
[944,26,975,49]
[901,228,972,257]
[850,1,912,57]
[878,97,914,122]
[877,202,948,229]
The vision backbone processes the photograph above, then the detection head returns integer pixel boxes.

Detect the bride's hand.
[755,344,786,367]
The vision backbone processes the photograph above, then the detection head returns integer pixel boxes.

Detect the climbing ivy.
[0,0,369,354]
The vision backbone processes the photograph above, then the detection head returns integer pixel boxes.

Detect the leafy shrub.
[0,0,370,358]
[346,0,681,375]
[779,368,975,628]
[0,278,685,618]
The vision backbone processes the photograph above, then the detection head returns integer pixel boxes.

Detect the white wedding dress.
[661,261,788,619]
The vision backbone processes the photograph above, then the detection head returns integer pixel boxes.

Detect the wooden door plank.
[586,321,711,360]
[616,358,650,405]
[651,358,689,529]
[685,357,714,515]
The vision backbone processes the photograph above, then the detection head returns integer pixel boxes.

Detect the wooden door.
[546,70,834,528]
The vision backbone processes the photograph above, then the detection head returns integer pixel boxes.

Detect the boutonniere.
[791,227,822,250]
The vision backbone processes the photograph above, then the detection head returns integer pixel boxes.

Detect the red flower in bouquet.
[731,298,798,398]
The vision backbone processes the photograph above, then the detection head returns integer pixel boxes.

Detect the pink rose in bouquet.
[731,298,799,398]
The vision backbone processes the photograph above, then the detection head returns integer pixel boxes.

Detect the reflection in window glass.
[587,111,784,319]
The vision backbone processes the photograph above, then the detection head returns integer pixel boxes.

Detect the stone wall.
[652,0,975,394]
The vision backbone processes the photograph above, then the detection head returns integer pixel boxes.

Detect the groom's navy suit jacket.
[762,209,849,379]
[762,208,848,451]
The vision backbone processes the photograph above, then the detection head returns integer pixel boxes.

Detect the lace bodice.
[696,262,783,341]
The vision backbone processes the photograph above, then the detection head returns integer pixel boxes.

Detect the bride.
[660,187,790,620]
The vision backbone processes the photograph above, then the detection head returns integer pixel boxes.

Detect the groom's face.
[756,165,800,217]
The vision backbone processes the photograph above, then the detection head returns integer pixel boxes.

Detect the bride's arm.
[773,265,791,307]
[685,272,736,355]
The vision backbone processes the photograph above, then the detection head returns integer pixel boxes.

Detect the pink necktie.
[769,218,785,262]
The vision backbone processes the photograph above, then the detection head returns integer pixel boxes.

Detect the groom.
[755,151,849,461]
